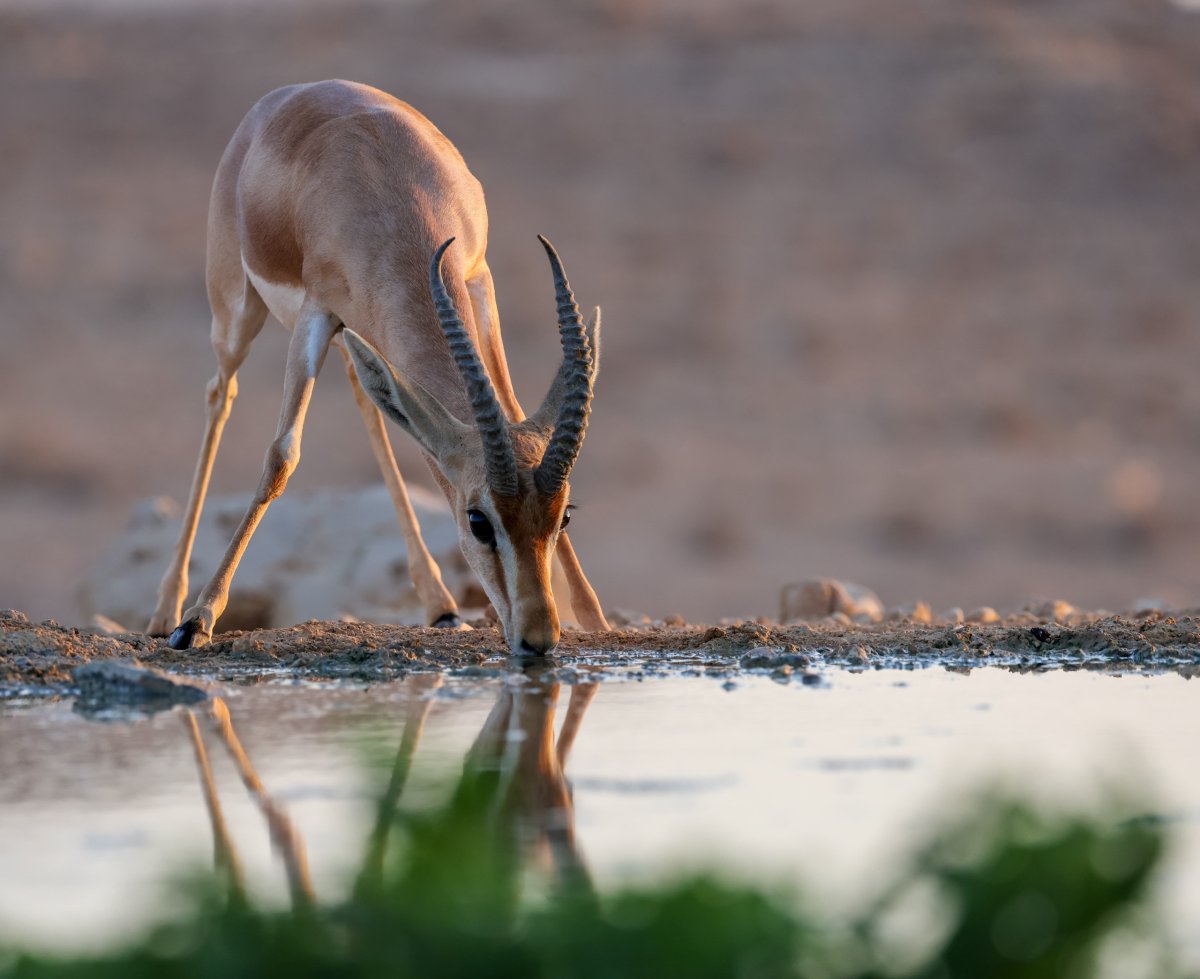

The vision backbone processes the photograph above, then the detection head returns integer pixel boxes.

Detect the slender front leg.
[169,305,337,649]
[148,292,268,634]
[555,532,609,632]
[339,344,461,627]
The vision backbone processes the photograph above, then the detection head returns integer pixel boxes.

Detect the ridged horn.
[534,234,595,497]
[429,238,518,497]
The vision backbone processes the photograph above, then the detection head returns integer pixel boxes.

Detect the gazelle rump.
[146,79,609,655]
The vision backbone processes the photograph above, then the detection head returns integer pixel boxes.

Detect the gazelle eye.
[467,509,496,547]
[561,505,574,531]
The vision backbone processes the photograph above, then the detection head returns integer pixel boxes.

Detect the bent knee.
[259,433,300,501]
[205,373,238,414]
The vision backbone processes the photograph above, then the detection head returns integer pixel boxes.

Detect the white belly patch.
[244,258,306,330]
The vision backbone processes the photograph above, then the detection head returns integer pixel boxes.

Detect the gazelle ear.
[528,307,601,432]
[343,329,470,461]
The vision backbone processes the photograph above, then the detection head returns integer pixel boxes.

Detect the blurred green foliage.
[0,772,1187,979]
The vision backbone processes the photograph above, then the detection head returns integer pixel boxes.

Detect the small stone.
[740,646,779,669]
[1030,599,1075,623]
[75,661,209,711]
[886,601,932,625]
[662,614,686,627]
[850,645,869,663]
[608,608,652,627]
[940,607,964,626]
[820,612,851,627]
[966,606,1000,624]
[838,582,884,622]
[780,578,883,623]
[231,634,264,654]
[780,579,850,621]
[700,626,727,643]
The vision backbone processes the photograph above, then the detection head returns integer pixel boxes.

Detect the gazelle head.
[344,236,599,655]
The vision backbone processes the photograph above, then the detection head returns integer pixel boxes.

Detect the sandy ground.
[3,606,1198,696]
[3,0,1200,628]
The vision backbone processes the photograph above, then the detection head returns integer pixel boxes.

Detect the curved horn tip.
[430,238,458,279]
[537,233,558,257]
[431,236,457,267]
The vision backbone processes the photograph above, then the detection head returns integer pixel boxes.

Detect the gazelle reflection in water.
[182,671,598,907]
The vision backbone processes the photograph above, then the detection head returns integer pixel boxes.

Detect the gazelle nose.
[514,603,560,656]
[518,635,558,656]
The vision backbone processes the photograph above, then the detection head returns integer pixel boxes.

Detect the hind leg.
[147,285,268,635]
[168,302,337,648]
[339,343,462,627]
[555,534,609,632]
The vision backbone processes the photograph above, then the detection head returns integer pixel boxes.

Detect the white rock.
[78,485,476,633]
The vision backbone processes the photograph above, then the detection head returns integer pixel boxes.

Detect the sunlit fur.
[147,80,608,652]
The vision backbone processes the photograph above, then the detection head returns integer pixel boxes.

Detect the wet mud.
[3,606,1198,698]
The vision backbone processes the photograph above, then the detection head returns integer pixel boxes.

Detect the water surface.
[0,666,1195,957]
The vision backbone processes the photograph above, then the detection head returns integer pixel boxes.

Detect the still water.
[0,667,1195,956]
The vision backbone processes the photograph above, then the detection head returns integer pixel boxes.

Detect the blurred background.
[2,0,1200,625]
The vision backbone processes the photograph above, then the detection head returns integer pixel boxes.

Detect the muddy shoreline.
[3,606,1199,696]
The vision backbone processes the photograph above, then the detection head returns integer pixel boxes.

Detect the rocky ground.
[4,603,1199,698]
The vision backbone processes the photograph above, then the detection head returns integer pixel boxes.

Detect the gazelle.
[146,79,610,654]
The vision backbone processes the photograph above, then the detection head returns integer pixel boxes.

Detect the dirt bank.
[3,606,1198,696]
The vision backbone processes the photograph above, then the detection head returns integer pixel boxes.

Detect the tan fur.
[148,80,608,653]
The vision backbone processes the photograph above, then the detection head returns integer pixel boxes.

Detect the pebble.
[939,607,965,626]
[966,606,1000,624]
[1029,599,1076,623]
[840,582,885,622]
[740,646,780,669]
[608,608,652,627]
[779,578,883,623]
[780,579,849,620]
[886,601,932,625]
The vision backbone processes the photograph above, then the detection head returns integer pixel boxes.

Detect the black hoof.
[168,619,200,650]
[432,612,462,629]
